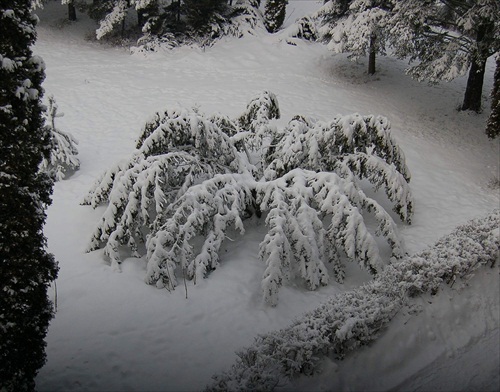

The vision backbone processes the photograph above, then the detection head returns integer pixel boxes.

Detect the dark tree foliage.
[264,0,288,33]
[0,1,58,390]
[183,0,228,32]
[486,55,499,139]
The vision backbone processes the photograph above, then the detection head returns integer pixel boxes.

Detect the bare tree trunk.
[462,57,486,112]
[368,32,376,75]
[68,2,76,21]
[486,55,500,139]
[461,23,491,113]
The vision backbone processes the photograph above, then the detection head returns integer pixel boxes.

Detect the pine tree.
[0,0,58,390]
[84,92,413,306]
[486,55,499,139]
[183,0,228,33]
[317,0,394,75]
[96,0,265,46]
[389,0,499,113]
[264,0,288,33]
[40,95,80,181]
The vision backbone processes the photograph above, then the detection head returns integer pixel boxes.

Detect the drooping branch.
[84,92,413,305]
[145,173,255,289]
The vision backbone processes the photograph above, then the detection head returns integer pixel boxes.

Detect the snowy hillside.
[34,1,498,391]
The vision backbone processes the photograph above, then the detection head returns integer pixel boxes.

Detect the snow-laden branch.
[264,114,411,183]
[145,173,255,289]
[85,91,413,305]
[39,95,80,181]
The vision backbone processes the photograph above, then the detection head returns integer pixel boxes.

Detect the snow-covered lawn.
[34,1,498,391]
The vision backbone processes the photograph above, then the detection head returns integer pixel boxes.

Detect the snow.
[34,1,498,391]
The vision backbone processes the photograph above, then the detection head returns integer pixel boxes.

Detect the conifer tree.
[264,0,288,33]
[389,0,499,113]
[486,55,499,139]
[40,96,80,180]
[84,92,413,306]
[317,0,393,75]
[183,0,228,33]
[0,1,58,390]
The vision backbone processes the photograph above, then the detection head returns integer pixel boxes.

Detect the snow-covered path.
[34,2,498,391]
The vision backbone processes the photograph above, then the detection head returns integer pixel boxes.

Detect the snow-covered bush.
[206,210,500,391]
[83,91,413,305]
[40,95,80,181]
[285,15,318,42]
[99,0,266,51]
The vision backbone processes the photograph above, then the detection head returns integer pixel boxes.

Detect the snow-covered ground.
[34,1,498,391]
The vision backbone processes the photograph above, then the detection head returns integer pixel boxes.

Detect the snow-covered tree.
[486,54,499,139]
[84,91,413,305]
[389,0,500,112]
[96,0,266,46]
[264,0,288,33]
[40,95,80,181]
[285,15,318,42]
[317,0,394,74]
[0,0,58,389]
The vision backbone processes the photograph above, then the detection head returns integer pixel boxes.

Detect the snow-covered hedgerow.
[83,91,413,305]
[205,210,500,391]
[40,95,80,181]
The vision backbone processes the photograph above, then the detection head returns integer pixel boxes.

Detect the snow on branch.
[85,91,413,305]
[83,105,246,269]
[237,90,280,150]
[145,173,255,289]
[265,114,410,182]
[206,210,500,391]
[96,0,128,40]
[40,95,80,181]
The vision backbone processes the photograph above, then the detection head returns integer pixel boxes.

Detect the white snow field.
[34,1,498,391]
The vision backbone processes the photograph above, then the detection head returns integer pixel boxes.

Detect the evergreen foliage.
[285,15,318,42]
[312,0,499,110]
[40,95,80,181]
[183,0,228,33]
[486,55,499,139]
[389,0,499,112]
[84,91,413,305]
[317,0,394,74]
[0,1,58,390]
[95,0,266,48]
[263,0,288,33]
[206,210,500,391]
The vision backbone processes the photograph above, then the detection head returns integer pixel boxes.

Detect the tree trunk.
[461,56,486,112]
[68,2,77,21]
[368,32,376,75]
[486,55,500,139]
[461,24,490,112]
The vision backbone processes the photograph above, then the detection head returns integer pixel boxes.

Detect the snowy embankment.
[206,211,499,391]
[34,1,498,391]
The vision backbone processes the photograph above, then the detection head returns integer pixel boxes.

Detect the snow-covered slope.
[34,1,498,391]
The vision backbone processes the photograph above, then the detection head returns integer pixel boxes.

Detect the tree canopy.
[84,91,413,306]
[0,0,58,389]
